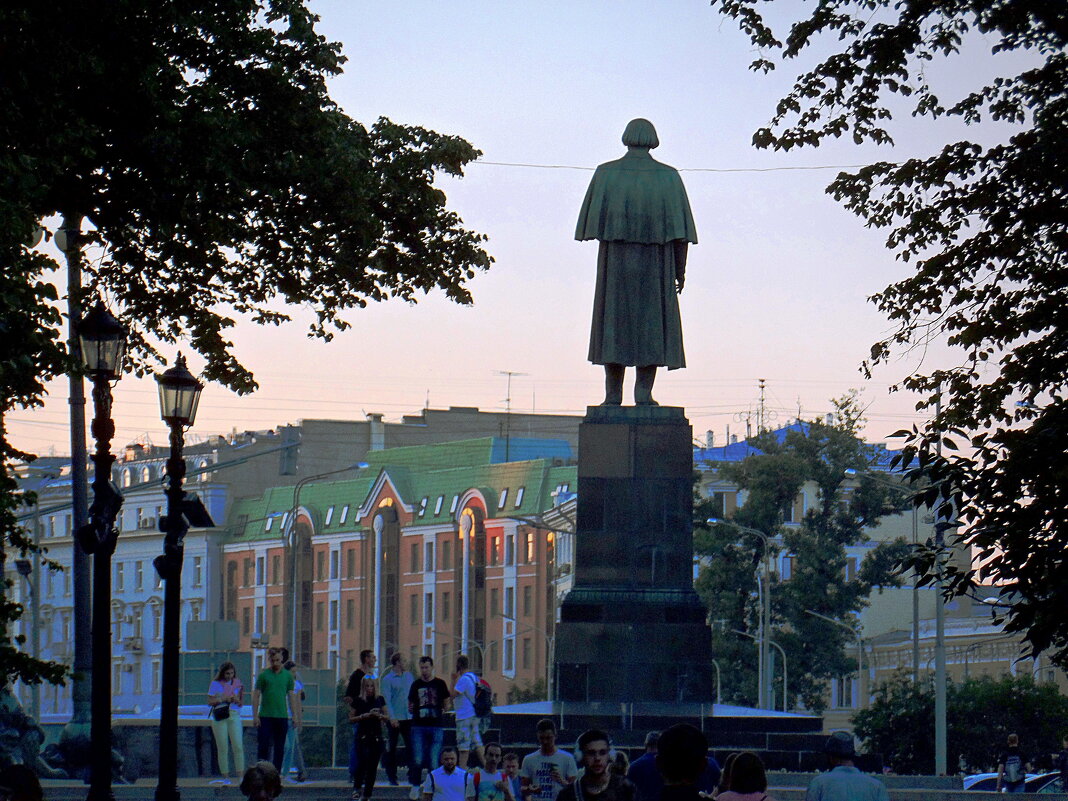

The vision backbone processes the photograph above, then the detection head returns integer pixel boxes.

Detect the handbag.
[211,703,230,721]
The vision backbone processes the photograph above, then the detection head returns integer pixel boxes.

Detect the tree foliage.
[1,0,491,392]
[695,394,909,712]
[855,672,1068,775]
[712,0,1068,667]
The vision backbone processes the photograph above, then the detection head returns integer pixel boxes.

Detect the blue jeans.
[257,717,289,771]
[410,725,444,788]
[281,721,306,777]
[1005,780,1026,793]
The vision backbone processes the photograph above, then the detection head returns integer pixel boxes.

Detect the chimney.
[705,430,715,448]
[367,413,385,451]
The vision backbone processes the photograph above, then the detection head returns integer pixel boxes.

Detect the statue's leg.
[635,365,658,406]
[602,364,624,406]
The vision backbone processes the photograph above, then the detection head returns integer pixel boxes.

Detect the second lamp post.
[154,355,207,801]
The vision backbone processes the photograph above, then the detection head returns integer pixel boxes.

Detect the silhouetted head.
[656,723,708,785]
[622,118,659,149]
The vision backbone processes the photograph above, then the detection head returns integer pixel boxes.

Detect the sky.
[10,0,1016,457]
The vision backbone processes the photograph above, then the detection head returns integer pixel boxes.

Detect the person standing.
[252,648,300,771]
[1053,734,1068,793]
[502,753,523,801]
[452,654,485,769]
[626,732,660,801]
[557,729,635,801]
[650,724,707,801]
[423,747,469,801]
[351,676,390,801]
[409,655,452,799]
[345,650,379,781]
[716,752,776,801]
[208,661,246,785]
[280,657,307,783]
[383,652,415,786]
[996,732,1031,794]
[467,742,515,801]
[804,733,888,801]
[520,719,577,801]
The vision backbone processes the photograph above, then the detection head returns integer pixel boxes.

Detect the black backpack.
[470,673,493,718]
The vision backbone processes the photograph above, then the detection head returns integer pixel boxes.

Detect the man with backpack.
[997,733,1031,794]
[466,742,514,801]
[423,747,469,801]
[451,654,486,769]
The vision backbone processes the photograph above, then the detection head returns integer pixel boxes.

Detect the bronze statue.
[576,119,697,405]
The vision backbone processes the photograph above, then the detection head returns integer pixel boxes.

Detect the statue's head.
[622,118,659,149]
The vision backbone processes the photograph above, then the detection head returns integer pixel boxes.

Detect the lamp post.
[844,467,923,682]
[502,615,555,702]
[284,463,368,665]
[731,629,788,711]
[154,354,207,801]
[804,609,866,708]
[73,301,127,801]
[707,518,774,709]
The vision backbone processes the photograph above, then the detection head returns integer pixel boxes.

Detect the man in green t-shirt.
[253,648,301,770]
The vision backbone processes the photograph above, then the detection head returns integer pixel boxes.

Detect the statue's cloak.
[576,150,697,369]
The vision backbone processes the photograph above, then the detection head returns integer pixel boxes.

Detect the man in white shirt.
[520,719,577,801]
[423,747,469,801]
[451,654,484,769]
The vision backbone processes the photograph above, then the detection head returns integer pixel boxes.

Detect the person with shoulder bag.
[208,661,246,784]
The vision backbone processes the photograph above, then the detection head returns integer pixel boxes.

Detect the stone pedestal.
[555,406,714,703]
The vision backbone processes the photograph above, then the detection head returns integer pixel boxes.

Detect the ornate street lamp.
[154,354,209,801]
[74,301,127,801]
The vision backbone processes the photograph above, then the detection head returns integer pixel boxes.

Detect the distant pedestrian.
[557,729,636,801]
[611,751,630,780]
[452,654,485,769]
[716,751,776,801]
[383,652,415,786]
[626,731,661,801]
[351,675,390,801]
[240,761,283,801]
[503,752,523,800]
[423,747,470,801]
[996,732,1031,794]
[715,753,739,798]
[207,660,246,784]
[409,655,452,799]
[280,656,307,783]
[345,650,379,782]
[520,719,578,801]
[252,647,300,771]
[804,733,888,801]
[654,723,708,801]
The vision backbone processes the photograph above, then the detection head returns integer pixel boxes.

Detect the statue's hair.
[622,118,659,149]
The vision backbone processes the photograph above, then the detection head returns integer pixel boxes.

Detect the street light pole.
[708,518,774,709]
[731,629,788,711]
[933,391,948,777]
[154,354,207,801]
[73,301,127,801]
[804,609,865,708]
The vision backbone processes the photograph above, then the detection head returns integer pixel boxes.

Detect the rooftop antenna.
[496,370,528,461]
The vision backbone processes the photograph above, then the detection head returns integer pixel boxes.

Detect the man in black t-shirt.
[408,655,452,799]
[996,732,1030,794]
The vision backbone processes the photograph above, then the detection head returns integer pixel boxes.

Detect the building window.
[347,598,355,629]
[271,604,279,635]
[442,591,450,622]
[425,542,435,572]
[265,516,273,532]
[242,607,251,635]
[419,497,428,517]
[152,605,162,639]
[114,562,124,591]
[523,585,532,617]
[330,600,338,630]
[340,505,350,524]
[111,606,122,643]
[498,489,508,509]
[504,639,515,672]
[490,588,499,618]
[440,641,450,666]
[325,506,334,526]
[152,659,161,692]
[113,662,123,696]
[424,592,434,624]
[193,556,203,587]
[505,535,515,566]
[134,561,143,591]
[330,550,339,580]
[243,558,253,587]
[255,605,264,634]
[524,532,535,564]
[504,586,515,618]
[443,540,452,569]
[522,637,532,670]
[434,496,444,515]
[347,548,356,578]
[410,594,418,626]
[489,641,499,671]
[450,495,459,514]
[256,556,265,586]
[122,469,131,488]
[270,555,280,584]
[317,550,326,581]
[410,543,419,574]
[490,536,500,566]
[515,487,525,508]
[316,601,325,632]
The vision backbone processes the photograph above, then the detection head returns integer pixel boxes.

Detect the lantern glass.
[156,355,204,425]
[78,302,127,377]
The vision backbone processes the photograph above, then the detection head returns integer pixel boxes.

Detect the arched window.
[140,466,152,483]
[122,469,132,488]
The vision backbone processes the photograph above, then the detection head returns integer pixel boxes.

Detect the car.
[961,771,1062,792]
